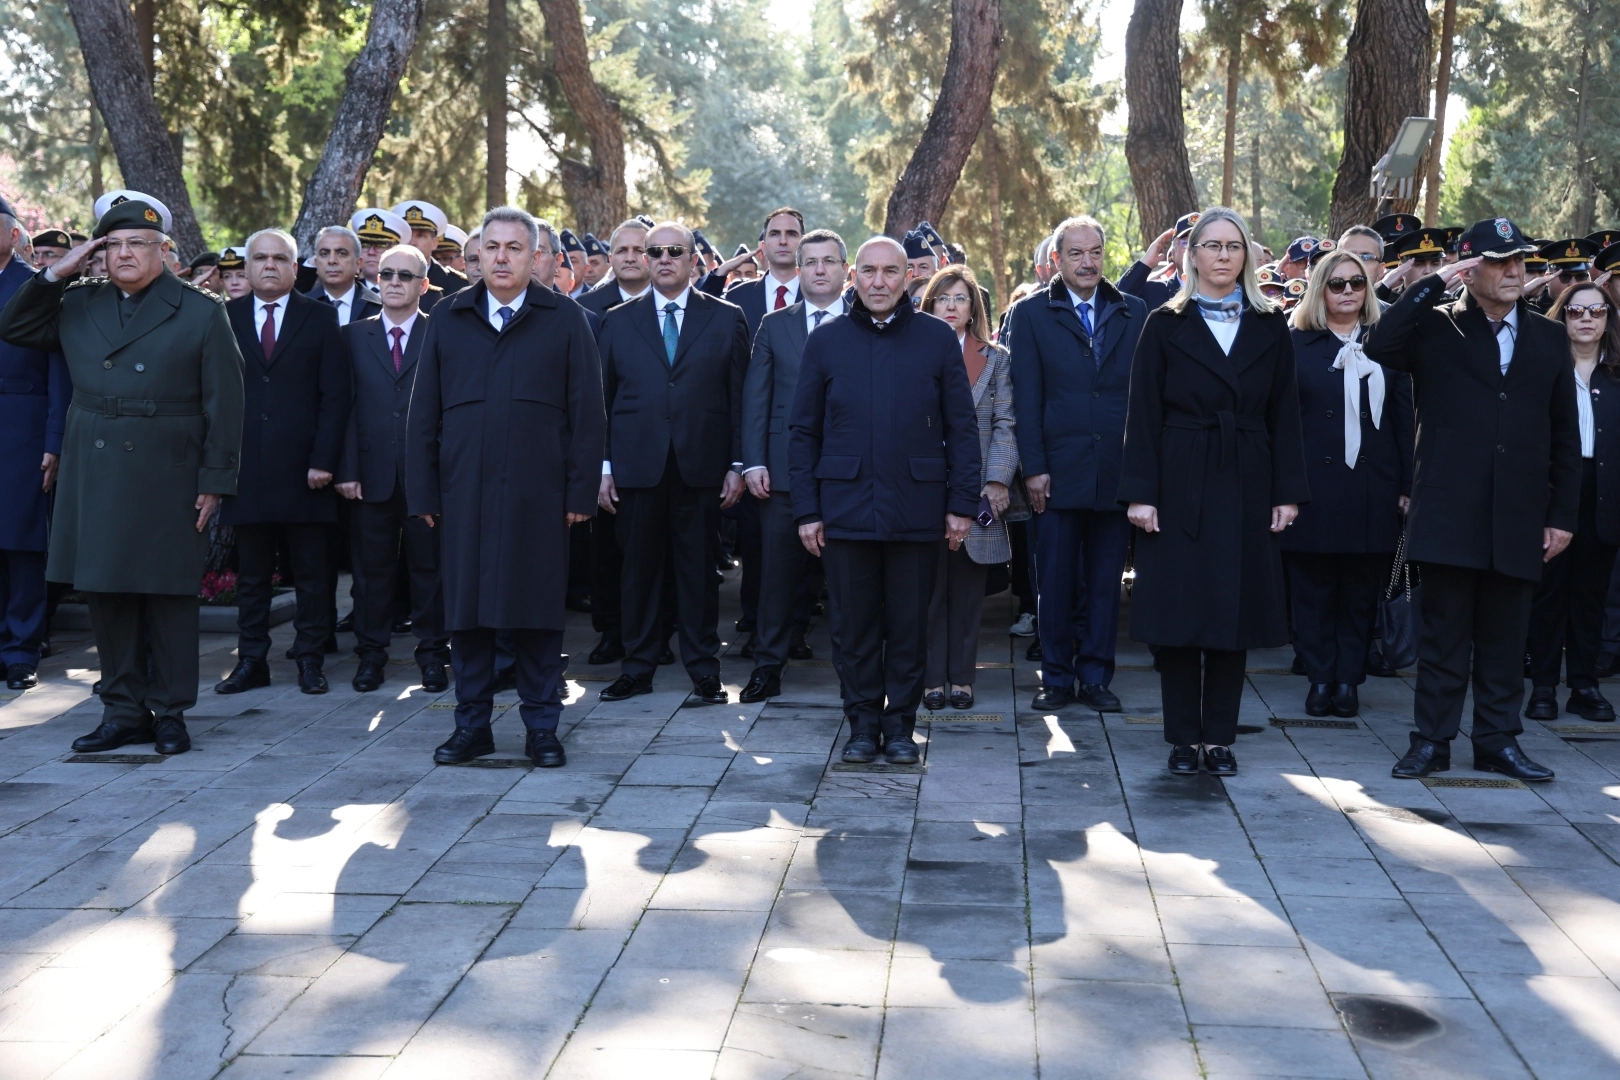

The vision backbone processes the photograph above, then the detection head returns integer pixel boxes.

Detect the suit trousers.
[1284,551,1388,685]
[350,487,449,666]
[926,541,989,687]
[734,494,762,625]
[753,489,815,669]
[450,627,565,731]
[1528,460,1614,690]
[823,539,937,742]
[0,549,47,667]
[1033,508,1131,688]
[616,448,723,680]
[1415,562,1535,752]
[590,511,623,635]
[1158,647,1246,747]
[86,592,199,729]
[235,523,332,664]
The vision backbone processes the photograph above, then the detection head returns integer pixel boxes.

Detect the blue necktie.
[1076,301,1092,337]
[496,305,514,332]
[663,302,680,364]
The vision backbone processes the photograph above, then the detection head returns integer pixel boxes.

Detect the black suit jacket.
[306,281,382,326]
[1365,274,1581,581]
[223,289,352,525]
[428,261,468,295]
[600,289,749,488]
[743,299,846,490]
[337,311,427,502]
[578,280,639,319]
[723,275,796,340]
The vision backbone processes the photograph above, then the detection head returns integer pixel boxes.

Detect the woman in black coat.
[1119,207,1310,777]
[1525,283,1620,721]
[1282,250,1415,719]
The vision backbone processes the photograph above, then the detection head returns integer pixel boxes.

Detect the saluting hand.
[46,236,105,280]
[1143,227,1175,268]
[195,494,220,532]
[1439,256,1482,287]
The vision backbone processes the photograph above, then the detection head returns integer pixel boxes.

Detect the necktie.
[1076,301,1092,337]
[118,292,140,327]
[812,310,827,329]
[775,284,789,310]
[260,302,278,360]
[663,302,680,364]
[1489,318,1510,374]
[496,305,514,332]
[390,327,404,373]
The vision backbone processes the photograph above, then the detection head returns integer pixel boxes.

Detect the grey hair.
[246,227,298,260]
[533,218,561,254]
[1337,224,1384,258]
[856,235,907,266]
[480,206,540,250]
[796,229,848,266]
[648,220,695,248]
[608,219,649,248]
[0,212,14,234]
[1170,207,1275,315]
[378,243,429,272]
[315,225,361,253]
[1050,215,1106,254]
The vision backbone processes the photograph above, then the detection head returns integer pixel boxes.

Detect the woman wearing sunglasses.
[1523,285,1620,722]
[1282,250,1414,719]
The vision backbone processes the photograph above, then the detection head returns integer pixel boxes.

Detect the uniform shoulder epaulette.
[64,276,107,290]
[180,279,225,302]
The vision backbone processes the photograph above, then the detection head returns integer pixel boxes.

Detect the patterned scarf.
[1193,290,1244,323]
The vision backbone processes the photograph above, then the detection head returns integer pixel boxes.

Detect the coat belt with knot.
[1164,410,1266,539]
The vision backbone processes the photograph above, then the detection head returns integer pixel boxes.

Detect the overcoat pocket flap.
[814,455,861,480]
[909,456,947,481]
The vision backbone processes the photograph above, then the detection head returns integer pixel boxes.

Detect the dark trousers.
[754,490,815,669]
[1158,647,1246,747]
[1033,508,1131,688]
[235,523,332,664]
[824,538,937,742]
[350,489,449,666]
[450,627,565,732]
[733,493,762,625]
[567,520,592,606]
[926,541,989,686]
[0,549,48,667]
[1415,562,1534,753]
[86,592,199,729]
[1284,551,1387,685]
[1008,520,1037,616]
[616,449,722,681]
[1529,460,1613,690]
[590,511,622,635]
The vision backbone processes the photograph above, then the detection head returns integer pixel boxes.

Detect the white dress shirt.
[322,283,359,326]
[254,294,289,340]
[618,283,651,306]
[1065,285,1097,327]
[381,309,420,353]
[762,271,800,312]
[485,288,525,332]
[804,295,846,335]
[1576,368,1596,458]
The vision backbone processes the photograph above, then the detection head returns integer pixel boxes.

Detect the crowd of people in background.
[0,184,1612,783]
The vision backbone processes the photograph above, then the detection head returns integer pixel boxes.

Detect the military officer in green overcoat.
[0,197,245,755]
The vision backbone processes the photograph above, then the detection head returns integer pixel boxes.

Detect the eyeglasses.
[103,239,161,253]
[1564,304,1610,319]
[377,269,421,282]
[1559,271,1592,283]
[1353,251,1382,263]
[645,245,688,259]
[934,293,973,306]
[1194,241,1247,256]
[1326,275,1368,294]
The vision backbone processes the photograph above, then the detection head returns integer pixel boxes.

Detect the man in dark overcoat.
[407,207,605,768]
[0,197,70,690]
[1366,217,1582,782]
[0,198,244,755]
[217,228,351,696]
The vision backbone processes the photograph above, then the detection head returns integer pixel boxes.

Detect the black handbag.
[1377,527,1422,672]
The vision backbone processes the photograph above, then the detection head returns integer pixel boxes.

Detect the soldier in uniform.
[436,224,469,274]
[559,229,588,297]
[0,197,244,755]
[186,252,221,293]
[31,230,73,271]
[392,200,468,296]
[582,233,610,288]
[217,245,252,300]
[348,207,410,289]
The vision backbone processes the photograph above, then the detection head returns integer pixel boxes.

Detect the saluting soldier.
[30,230,74,271]
[0,197,245,756]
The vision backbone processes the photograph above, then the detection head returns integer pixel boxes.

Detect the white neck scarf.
[1330,328,1383,469]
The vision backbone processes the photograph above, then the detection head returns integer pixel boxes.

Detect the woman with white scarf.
[1282,249,1414,719]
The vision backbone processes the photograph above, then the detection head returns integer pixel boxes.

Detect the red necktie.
[774,284,788,310]
[390,327,404,373]
[260,302,278,360]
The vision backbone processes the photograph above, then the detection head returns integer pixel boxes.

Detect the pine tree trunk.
[536,0,628,236]
[982,118,1008,315]
[88,103,105,200]
[1221,41,1239,206]
[1249,94,1263,242]
[290,0,427,256]
[1421,0,1455,226]
[134,0,155,79]
[1572,6,1595,234]
[1124,0,1199,246]
[1328,0,1431,235]
[882,0,1003,237]
[66,0,203,258]
[486,0,508,208]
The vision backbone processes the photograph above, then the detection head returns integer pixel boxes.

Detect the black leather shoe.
[284,644,297,660]
[600,674,653,701]
[392,616,413,634]
[922,689,946,711]
[215,658,270,694]
[884,736,920,764]
[6,664,38,690]
[735,616,756,633]
[1025,639,1043,662]
[1031,684,1075,710]
[71,721,155,753]
[949,689,974,710]
[1566,687,1616,721]
[92,679,102,695]
[526,729,566,767]
[841,734,879,763]
[588,633,625,666]
[1524,686,1559,720]
[297,658,329,694]
[491,666,518,693]
[1474,741,1554,781]
[566,594,593,614]
[658,644,676,665]
[691,675,728,705]
[1077,684,1122,712]
[335,612,355,632]
[1392,732,1450,778]
[1291,654,1308,675]
[1331,683,1359,718]
[352,660,386,693]
[1203,745,1237,776]
[153,718,190,755]
[1305,683,1333,716]
[1365,646,1399,677]
[1594,652,1618,679]
[788,631,813,660]
[1168,744,1200,775]
[738,667,781,703]
[739,635,757,659]
[421,662,449,693]
[434,726,495,764]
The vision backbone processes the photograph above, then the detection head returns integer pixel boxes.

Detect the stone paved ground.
[3,574,1620,1079]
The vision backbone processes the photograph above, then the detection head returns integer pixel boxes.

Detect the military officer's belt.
[72,392,203,418]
